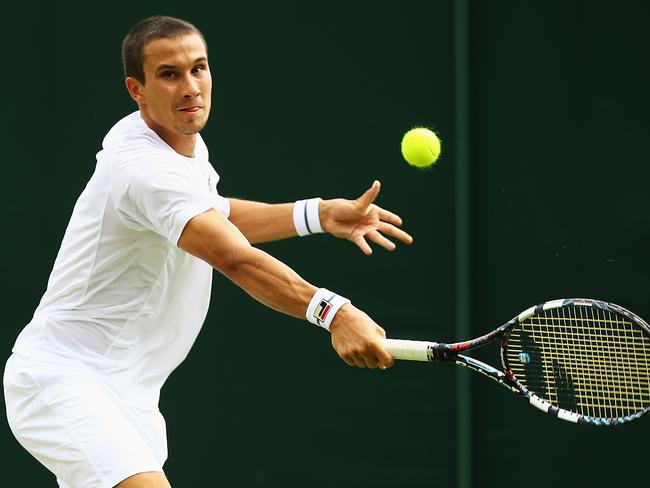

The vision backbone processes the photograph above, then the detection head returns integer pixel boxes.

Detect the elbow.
[210,242,256,281]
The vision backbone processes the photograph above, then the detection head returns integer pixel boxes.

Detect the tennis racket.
[382,298,650,426]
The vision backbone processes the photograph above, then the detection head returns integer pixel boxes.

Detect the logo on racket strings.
[314,299,332,323]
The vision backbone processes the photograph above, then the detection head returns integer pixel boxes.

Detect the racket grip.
[381,339,436,362]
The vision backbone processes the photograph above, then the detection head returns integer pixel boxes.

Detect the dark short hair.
[122,15,206,84]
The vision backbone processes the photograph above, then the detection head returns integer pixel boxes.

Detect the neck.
[139,110,197,158]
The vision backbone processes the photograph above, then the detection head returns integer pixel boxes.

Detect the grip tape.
[382,339,437,362]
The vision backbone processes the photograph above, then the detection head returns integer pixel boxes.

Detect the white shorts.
[3,354,168,488]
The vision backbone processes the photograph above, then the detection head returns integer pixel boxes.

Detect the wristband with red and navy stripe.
[306,288,350,330]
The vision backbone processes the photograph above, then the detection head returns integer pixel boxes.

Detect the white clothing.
[4,354,164,488]
[12,110,229,408]
[4,111,229,486]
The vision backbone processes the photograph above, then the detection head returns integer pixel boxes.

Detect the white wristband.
[293,198,324,236]
[306,288,351,330]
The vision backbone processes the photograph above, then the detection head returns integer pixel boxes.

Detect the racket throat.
[429,343,457,362]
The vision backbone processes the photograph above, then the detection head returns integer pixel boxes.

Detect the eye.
[192,64,207,74]
[160,71,178,79]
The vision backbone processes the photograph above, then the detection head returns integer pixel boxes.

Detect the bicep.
[178,208,252,274]
[227,198,296,243]
[227,198,273,229]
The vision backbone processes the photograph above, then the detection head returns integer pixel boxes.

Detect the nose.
[182,74,201,98]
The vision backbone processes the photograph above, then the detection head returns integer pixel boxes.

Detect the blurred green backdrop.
[0,1,647,487]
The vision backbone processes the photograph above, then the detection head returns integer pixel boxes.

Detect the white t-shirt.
[13,111,229,408]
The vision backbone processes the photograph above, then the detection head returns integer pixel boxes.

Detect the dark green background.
[1,1,648,487]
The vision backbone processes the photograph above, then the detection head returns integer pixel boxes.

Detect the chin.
[176,127,201,135]
[176,114,208,135]
[176,121,207,135]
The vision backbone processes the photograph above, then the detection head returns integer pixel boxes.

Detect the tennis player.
[3,15,412,488]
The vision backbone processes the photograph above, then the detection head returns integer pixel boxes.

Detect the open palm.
[321,180,413,255]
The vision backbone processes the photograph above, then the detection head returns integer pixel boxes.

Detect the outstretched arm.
[228,180,413,253]
[227,200,297,243]
[223,198,298,244]
[178,208,394,369]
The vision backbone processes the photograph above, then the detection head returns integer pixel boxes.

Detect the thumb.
[356,180,381,210]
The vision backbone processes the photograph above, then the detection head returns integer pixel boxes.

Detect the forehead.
[142,33,207,70]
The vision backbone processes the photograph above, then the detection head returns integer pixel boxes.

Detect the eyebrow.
[155,57,208,73]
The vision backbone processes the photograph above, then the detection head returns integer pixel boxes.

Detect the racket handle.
[381,339,437,362]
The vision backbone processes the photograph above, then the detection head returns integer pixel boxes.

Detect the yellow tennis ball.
[401,128,441,168]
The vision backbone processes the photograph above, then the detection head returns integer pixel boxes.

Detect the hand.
[329,304,395,369]
[319,180,413,255]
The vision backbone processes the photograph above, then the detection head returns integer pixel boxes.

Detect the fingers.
[376,343,395,369]
[374,326,394,369]
[339,340,395,370]
[366,225,414,252]
[375,206,413,244]
[341,352,387,369]
[354,223,412,253]
[353,236,373,255]
[377,222,413,245]
[341,356,356,367]
[329,304,394,370]
[353,357,369,368]
[356,180,381,211]
[367,230,396,251]
[377,206,403,226]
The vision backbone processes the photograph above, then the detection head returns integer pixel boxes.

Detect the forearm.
[222,245,393,370]
[222,244,317,318]
[178,208,394,369]
[179,208,314,317]
[228,198,297,243]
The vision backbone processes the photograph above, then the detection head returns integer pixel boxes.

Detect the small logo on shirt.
[207,171,220,194]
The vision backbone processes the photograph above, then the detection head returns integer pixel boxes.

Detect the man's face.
[133,33,212,141]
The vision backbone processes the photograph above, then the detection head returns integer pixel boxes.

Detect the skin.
[115,472,171,488]
[178,180,412,369]
[125,33,211,157]
[228,180,412,252]
[120,33,413,488]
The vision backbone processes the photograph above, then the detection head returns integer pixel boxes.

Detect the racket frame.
[384,298,650,426]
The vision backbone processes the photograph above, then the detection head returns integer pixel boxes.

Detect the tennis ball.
[401,127,441,168]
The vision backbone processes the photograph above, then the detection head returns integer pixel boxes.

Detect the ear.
[125,77,145,104]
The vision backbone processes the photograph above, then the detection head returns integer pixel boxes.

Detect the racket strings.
[505,305,650,419]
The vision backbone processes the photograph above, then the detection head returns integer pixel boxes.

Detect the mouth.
[177,106,202,113]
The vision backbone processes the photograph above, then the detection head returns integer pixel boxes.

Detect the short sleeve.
[111,156,224,245]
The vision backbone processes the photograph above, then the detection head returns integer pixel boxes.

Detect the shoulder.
[101,113,174,175]
[102,111,169,160]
